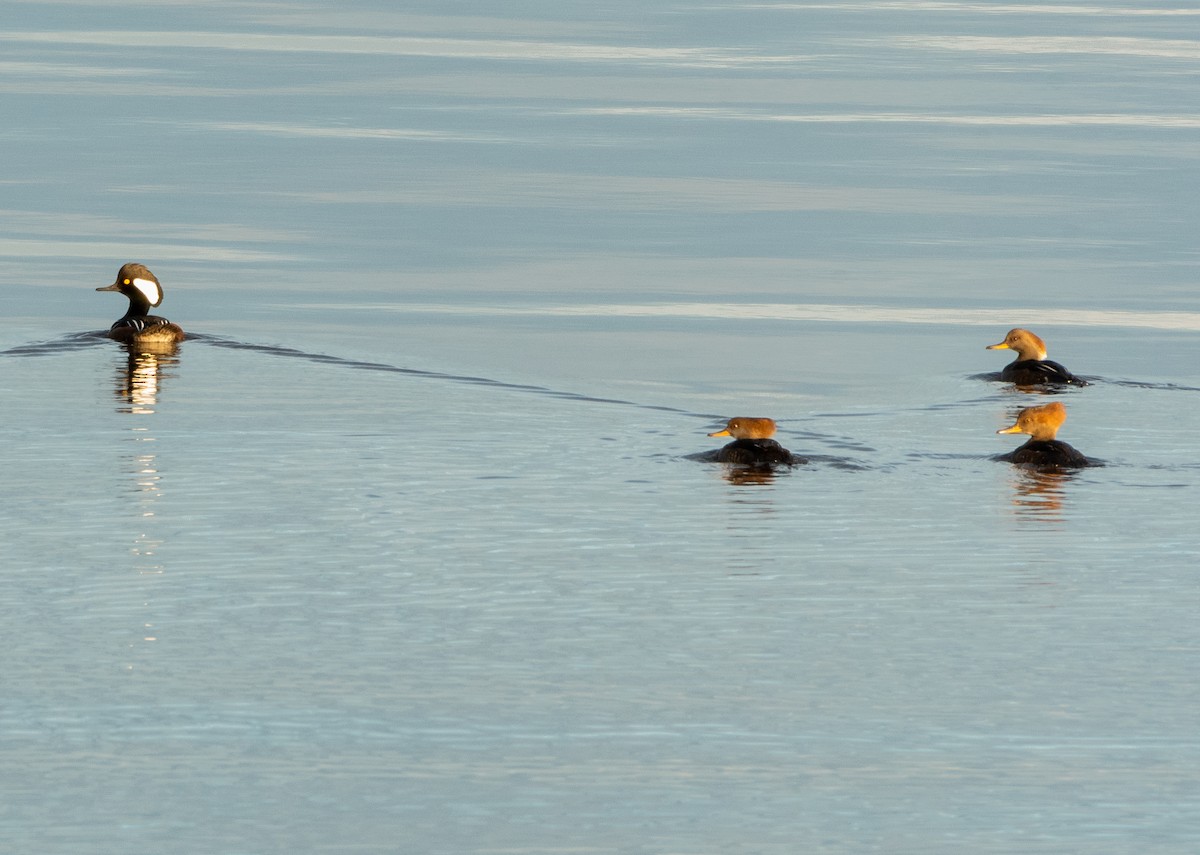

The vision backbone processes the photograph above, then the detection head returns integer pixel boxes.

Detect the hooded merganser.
[986,328,1086,386]
[707,417,798,465]
[96,263,185,344]
[996,401,1091,468]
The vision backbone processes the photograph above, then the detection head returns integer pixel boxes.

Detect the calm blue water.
[3,2,1200,853]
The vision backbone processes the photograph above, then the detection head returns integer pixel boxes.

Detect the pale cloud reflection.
[262,171,1063,215]
[203,121,521,145]
[747,3,1200,15]
[0,209,306,262]
[0,30,802,69]
[0,239,297,262]
[897,35,1200,60]
[572,106,1200,129]
[372,302,1200,333]
[0,209,299,244]
[0,60,158,78]
[240,12,634,40]
[0,58,201,96]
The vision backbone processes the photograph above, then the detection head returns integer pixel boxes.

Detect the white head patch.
[132,277,162,307]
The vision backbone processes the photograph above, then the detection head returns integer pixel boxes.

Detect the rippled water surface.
[3,2,1200,853]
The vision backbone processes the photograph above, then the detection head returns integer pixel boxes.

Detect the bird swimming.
[995,401,1092,468]
[96,262,185,345]
[986,328,1085,386]
[706,417,800,466]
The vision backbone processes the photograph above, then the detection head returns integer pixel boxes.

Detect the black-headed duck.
[96,263,185,345]
[986,328,1085,386]
[996,401,1092,468]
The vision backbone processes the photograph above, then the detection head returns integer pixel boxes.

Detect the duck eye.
[123,279,131,284]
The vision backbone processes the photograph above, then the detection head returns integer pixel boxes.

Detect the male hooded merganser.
[996,401,1091,468]
[707,417,797,465]
[96,263,185,344]
[986,328,1085,386]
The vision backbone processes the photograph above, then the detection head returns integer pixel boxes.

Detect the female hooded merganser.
[96,263,185,344]
[986,328,1085,386]
[707,417,798,465]
[996,401,1091,468]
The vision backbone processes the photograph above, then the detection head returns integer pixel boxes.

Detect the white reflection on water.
[200,121,523,145]
[0,210,304,266]
[0,60,158,78]
[749,3,1200,15]
[116,348,174,415]
[114,345,179,656]
[252,171,1054,214]
[0,210,300,245]
[324,301,1200,333]
[0,238,298,262]
[573,107,1200,129]
[900,35,1200,59]
[0,31,806,68]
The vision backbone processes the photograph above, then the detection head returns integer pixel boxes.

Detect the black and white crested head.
[122,262,162,307]
[97,262,164,315]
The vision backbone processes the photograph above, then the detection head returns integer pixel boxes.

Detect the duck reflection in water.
[720,465,784,486]
[995,401,1094,470]
[102,339,178,592]
[114,340,180,415]
[1006,467,1078,522]
[691,417,806,471]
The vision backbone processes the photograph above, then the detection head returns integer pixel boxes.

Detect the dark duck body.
[707,418,800,466]
[96,262,185,345]
[986,328,1086,386]
[996,401,1093,469]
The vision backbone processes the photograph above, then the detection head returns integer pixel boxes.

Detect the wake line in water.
[195,334,712,418]
[214,336,899,455]
[0,330,714,418]
[202,337,875,455]
[7,331,1200,403]
[1,331,874,459]
[198,337,881,455]
[0,331,110,357]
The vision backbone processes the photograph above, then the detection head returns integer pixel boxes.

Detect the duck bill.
[708,429,732,437]
[996,424,1024,435]
[96,282,121,292]
[985,341,1010,351]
